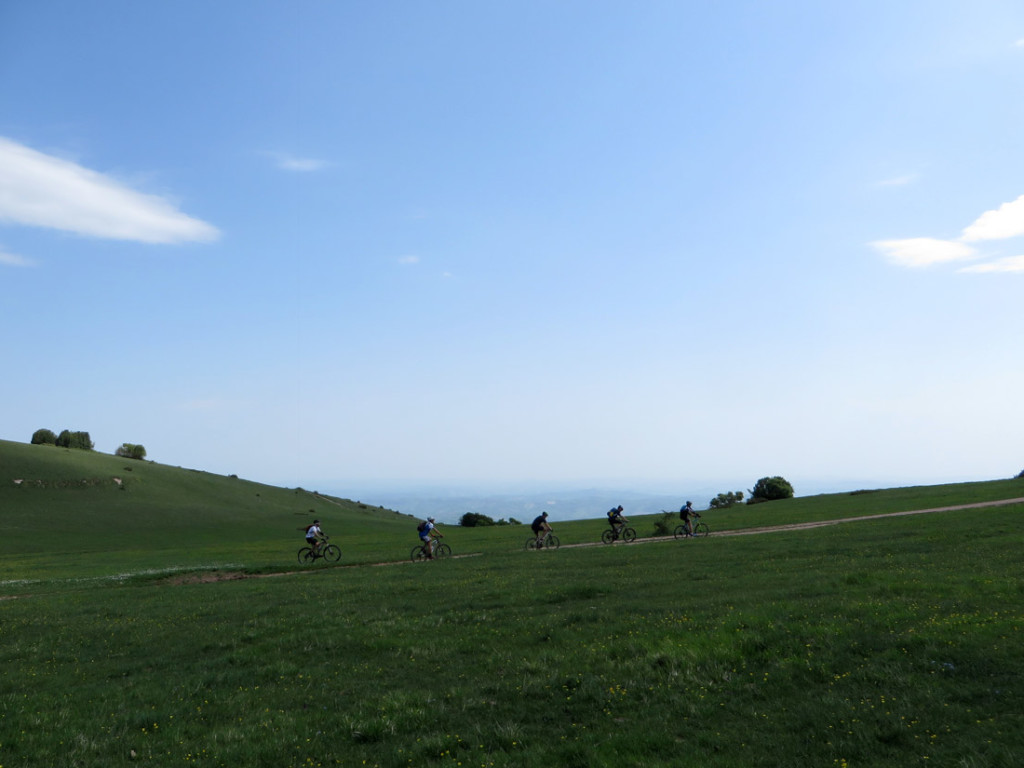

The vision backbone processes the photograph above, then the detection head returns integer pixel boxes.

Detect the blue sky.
[2,1,1023,501]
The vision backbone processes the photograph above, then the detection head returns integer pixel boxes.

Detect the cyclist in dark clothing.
[531,511,552,545]
[607,505,626,537]
[679,501,700,536]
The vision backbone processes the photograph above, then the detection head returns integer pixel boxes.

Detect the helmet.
[427,517,435,522]
[313,519,320,524]
[541,511,548,517]
[685,501,692,506]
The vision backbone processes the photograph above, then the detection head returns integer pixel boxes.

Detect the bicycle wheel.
[621,527,637,543]
[411,545,427,562]
[434,543,452,558]
[601,529,615,545]
[544,534,560,549]
[322,544,342,562]
[298,547,315,565]
[525,536,539,550]
[673,524,687,540]
[694,522,710,537]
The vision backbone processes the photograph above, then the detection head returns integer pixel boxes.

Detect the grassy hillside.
[0,438,412,583]
[3,436,1023,589]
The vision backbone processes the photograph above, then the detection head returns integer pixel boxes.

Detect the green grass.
[2,438,1024,766]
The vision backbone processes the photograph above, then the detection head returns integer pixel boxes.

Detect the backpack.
[417,521,427,533]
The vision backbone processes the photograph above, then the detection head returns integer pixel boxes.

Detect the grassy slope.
[0,439,413,583]
[3,437,1023,587]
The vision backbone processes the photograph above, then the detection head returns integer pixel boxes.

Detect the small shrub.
[652,511,675,537]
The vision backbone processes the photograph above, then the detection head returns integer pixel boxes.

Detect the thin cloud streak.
[959,254,1024,273]
[0,249,33,270]
[870,238,977,268]
[0,137,219,244]
[876,174,917,187]
[0,247,34,267]
[265,151,328,172]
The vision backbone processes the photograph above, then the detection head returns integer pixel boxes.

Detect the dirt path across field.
[190,495,1024,577]
[643,496,1024,541]
[4,497,1021,597]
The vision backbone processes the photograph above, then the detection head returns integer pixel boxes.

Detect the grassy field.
[2,439,1024,766]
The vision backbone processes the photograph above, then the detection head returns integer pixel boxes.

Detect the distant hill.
[355,486,717,524]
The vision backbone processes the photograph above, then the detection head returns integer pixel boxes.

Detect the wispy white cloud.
[959,254,1024,273]
[1015,38,1024,47]
[870,237,977,268]
[876,174,917,187]
[0,246,34,267]
[398,255,420,265]
[265,151,327,172]
[873,192,1024,271]
[961,194,1024,241]
[0,136,219,244]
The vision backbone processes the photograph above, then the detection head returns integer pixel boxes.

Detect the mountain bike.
[525,531,560,550]
[673,516,709,539]
[411,540,452,561]
[601,526,636,544]
[297,537,341,564]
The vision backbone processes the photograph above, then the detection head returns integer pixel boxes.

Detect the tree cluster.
[459,512,496,527]
[32,429,94,450]
[458,513,514,527]
[115,443,148,460]
[708,491,744,509]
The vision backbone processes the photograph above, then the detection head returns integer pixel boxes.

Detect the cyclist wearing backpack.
[417,517,442,558]
[607,505,626,539]
[679,501,700,537]
[303,519,325,555]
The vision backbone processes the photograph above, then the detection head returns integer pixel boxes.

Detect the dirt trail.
[703,496,1024,538]
[5,497,1021,596]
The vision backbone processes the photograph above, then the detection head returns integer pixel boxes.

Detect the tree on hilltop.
[31,428,57,445]
[459,512,496,527]
[748,476,794,504]
[55,430,94,450]
[116,443,147,460]
[709,491,744,509]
